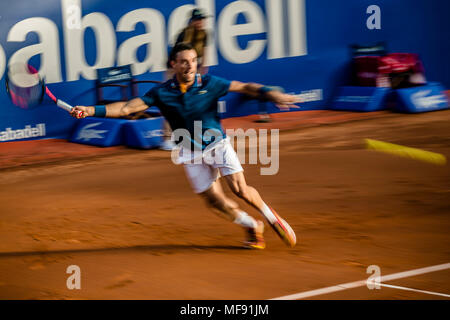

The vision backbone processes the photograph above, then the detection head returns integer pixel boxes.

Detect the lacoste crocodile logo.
[412,90,447,109]
[77,122,108,141]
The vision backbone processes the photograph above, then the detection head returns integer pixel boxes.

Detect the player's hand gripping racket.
[5,63,83,117]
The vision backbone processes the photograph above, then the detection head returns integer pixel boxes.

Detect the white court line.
[377,283,450,298]
[270,262,450,300]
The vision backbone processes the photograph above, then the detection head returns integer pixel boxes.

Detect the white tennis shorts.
[180,137,243,193]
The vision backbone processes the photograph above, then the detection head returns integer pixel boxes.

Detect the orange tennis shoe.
[244,220,266,249]
[268,208,297,247]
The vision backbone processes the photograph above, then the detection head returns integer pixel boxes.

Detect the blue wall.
[0,0,448,142]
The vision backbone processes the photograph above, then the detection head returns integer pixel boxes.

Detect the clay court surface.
[0,110,449,300]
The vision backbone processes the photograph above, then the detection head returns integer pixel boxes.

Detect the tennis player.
[71,43,299,249]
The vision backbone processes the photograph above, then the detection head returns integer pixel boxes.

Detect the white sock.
[234,211,257,229]
[260,203,277,224]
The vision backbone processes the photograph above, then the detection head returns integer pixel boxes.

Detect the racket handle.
[56,99,84,118]
[56,99,73,112]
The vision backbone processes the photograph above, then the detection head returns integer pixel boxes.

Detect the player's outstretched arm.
[70,97,148,119]
[228,81,301,111]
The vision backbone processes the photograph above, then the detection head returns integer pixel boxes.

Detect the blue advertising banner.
[0,0,449,142]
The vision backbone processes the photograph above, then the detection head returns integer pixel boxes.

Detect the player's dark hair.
[167,43,195,69]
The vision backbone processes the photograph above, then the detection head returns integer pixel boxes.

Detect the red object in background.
[353,53,426,88]
[379,53,425,74]
[353,56,391,87]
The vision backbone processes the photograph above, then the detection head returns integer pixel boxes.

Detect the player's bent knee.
[202,194,218,207]
[201,192,226,210]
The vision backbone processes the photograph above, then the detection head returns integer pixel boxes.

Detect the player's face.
[191,19,204,30]
[172,49,198,84]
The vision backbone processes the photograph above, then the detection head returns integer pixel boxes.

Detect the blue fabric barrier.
[394,82,449,113]
[123,117,164,149]
[332,86,390,112]
[70,118,127,147]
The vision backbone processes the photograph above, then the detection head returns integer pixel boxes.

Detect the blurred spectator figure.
[175,8,210,75]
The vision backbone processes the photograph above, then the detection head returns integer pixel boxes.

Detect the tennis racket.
[5,63,83,117]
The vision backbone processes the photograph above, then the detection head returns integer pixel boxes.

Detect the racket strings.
[6,63,44,109]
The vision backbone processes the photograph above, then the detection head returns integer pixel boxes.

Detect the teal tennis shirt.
[141,74,231,150]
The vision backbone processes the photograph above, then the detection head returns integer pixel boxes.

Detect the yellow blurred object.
[364,139,447,165]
